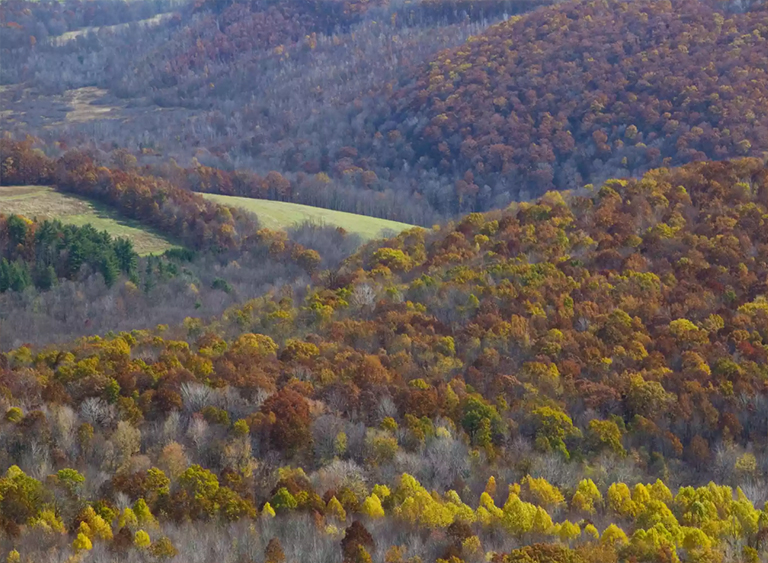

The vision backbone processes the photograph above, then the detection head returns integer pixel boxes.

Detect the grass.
[0,186,178,255]
[202,194,415,241]
[49,13,174,47]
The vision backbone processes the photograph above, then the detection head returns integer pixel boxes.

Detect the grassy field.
[202,194,414,241]
[0,186,177,255]
[49,13,174,47]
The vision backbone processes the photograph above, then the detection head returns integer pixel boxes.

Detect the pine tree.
[34,264,57,290]
[113,238,138,274]
[100,253,121,287]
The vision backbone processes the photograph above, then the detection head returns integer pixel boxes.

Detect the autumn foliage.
[378,0,768,211]
[2,158,768,560]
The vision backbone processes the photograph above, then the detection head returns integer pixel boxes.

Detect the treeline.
[3,158,768,561]
[0,139,365,349]
[0,138,261,254]
[0,0,183,49]
[396,0,559,26]
[0,215,138,292]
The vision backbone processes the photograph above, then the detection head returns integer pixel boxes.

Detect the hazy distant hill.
[370,0,768,212]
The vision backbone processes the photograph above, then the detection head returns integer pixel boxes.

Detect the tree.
[177,465,220,519]
[149,537,178,560]
[259,388,312,455]
[531,407,581,458]
[360,494,385,519]
[134,529,151,548]
[571,479,602,515]
[600,524,628,547]
[521,476,565,510]
[72,532,92,552]
[265,538,286,563]
[327,496,347,521]
[587,419,625,456]
[461,396,502,444]
[342,521,374,562]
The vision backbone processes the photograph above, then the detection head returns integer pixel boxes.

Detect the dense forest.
[3,0,768,561]
[2,0,768,223]
[2,159,768,561]
[0,139,358,348]
[370,0,768,213]
[0,215,140,293]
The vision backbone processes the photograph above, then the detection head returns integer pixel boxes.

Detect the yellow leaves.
[392,474,474,529]
[601,524,629,547]
[484,476,497,497]
[635,499,681,537]
[501,494,537,537]
[361,494,385,519]
[72,532,92,552]
[555,520,581,542]
[261,502,276,518]
[231,333,278,358]
[738,295,768,317]
[520,476,565,510]
[118,507,138,530]
[531,506,555,535]
[462,535,482,555]
[584,524,599,541]
[4,407,23,424]
[79,506,113,541]
[571,479,602,515]
[327,496,347,522]
[133,498,158,529]
[134,530,151,549]
[633,483,652,506]
[669,318,707,343]
[30,509,65,534]
[628,524,681,563]
[477,492,503,524]
[607,483,639,518]
[373,485,391,500]
[649,479,673,504]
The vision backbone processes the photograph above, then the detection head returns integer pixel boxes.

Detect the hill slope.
[375,0,768,213]
[202,193,413,240]
[0,185,177,255]
[3,159,768,561]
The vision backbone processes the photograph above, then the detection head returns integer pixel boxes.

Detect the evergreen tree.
[100,253,121,288]
[34,264,57,290]
[114,238,138,275]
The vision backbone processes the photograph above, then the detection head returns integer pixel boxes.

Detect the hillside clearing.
[0,185,178,255]
[202,194,414,241]
[49,13,175,46]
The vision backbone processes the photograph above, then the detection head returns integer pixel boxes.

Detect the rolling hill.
[202,193,414,240]
[374,0,768,212]
[4,158,768,561]
[0,185,178,255]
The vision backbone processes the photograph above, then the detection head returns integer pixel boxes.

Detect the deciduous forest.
[1,0,768,561]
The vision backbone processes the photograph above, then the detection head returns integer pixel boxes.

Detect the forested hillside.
[0,139,358,348]
[2,159,768,562]
[372,0,768,213]
[0,215,140,293]
[3,0,768,223]
[3,0,768,561]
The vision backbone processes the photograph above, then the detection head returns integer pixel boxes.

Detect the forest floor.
[0,185,178,255]
[202,193,414,241]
